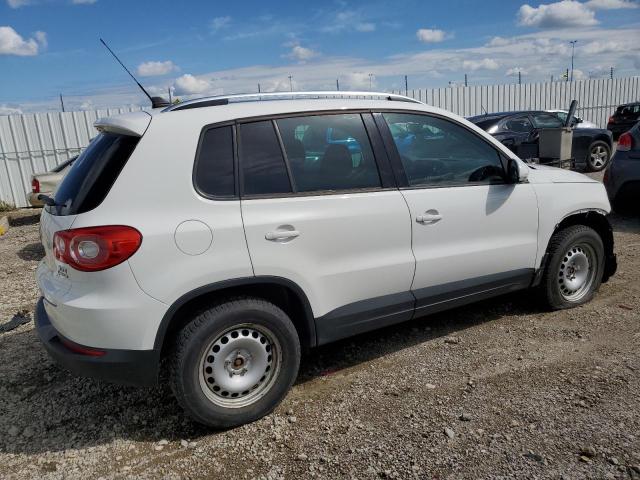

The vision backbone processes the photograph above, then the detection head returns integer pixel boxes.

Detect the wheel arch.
[591,134,613,148]
[155,276,317,356]
[536,209,616,285]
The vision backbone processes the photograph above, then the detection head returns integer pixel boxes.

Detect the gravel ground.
[1,187,639,479]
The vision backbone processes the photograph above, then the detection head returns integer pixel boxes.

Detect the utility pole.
[569,40,577,82]
[59,94,65,112]
[464,73,468,87]
[168,87,172,103]
[518,71,521,85]
[565,68,569,82]
[369,73,373,90]
[551,75,554,83]
[288,75,293,92]
[404,75,408,96]
[336,78,339,91]
[258,83,261,93]
[610,67,614,80]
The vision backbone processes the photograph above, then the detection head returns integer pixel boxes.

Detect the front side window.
[276,114,381,192]
[531,113,563,128]
[383,113,505,187]
[239,121,292,195]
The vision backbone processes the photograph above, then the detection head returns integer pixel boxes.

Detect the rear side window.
[239,121,292,196]
[194,126,235,197]
[531,113,563,128]
[275,114,381,192]
[49,133,139,216]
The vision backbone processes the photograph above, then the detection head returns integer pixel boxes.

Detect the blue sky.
[1,0,639,112]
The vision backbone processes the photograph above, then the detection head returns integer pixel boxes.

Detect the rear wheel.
[585,141,610,172]
[540,225,605,310]
[170,298,300,428]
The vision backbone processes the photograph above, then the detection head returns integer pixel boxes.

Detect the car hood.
[525,164,598,184]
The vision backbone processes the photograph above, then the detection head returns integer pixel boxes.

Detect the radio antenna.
[99,38,170,108]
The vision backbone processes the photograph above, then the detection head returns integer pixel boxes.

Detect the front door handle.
[265,229,300,241]
[416,211,442,224]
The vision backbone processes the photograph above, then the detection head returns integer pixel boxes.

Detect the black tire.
[585,140,610,172]
[170,298,300,428]
[539,225,605,310]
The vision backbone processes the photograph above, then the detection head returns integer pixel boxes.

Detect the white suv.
[35,92,617,428]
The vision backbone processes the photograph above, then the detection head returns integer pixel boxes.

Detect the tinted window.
[531,113,563,128]
[504,116,533,133]
[194,126,235,197]
[239,121,292,195]
[49,133,139,216]
[383,113,505,187]
[276,114,381,192]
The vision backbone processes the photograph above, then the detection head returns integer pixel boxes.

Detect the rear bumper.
[35,297,159,386]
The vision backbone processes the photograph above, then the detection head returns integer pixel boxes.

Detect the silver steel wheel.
[198,324,281,408]
[589,145,608,169]
[557,243,597,302]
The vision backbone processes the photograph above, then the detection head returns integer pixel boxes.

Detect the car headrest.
[322,144,352,177]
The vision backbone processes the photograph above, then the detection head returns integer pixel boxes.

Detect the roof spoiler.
[94,111,152,137]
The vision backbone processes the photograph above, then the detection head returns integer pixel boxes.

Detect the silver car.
[28,157,76,207]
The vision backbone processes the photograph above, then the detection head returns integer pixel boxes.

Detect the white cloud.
[0,104,22,115]
[0,26,46,56]
[173,74,214,95]
[355,22,376,32]
[518,1,598,28]
[506,67,528,76]
[137,60,179,77]
[71,0,97,4]
[416,28,446,43]
[286,45,318,63]
[583,39,636,54]
[211,16,231,32]
[487,36,513,47]
[463,58,499,71]
[585,0,638,8]
[7,0,31,7]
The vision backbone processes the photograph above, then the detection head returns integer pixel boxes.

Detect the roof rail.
[163,91,423,112]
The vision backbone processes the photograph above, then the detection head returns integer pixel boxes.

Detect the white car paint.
[36,94,611,352]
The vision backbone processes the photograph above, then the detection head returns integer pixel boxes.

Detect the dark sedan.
[604,123,640,213]
[469,110,613,172]
[607,102,640,140]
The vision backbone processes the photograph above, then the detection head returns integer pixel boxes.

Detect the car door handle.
[416,212,442,224]
[265,230,300,241]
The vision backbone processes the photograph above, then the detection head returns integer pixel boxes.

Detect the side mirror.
[576,117,583,123]
[507,158,528,183]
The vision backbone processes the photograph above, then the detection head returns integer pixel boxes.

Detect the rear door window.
[275,114,381,192]
[49,133,139,216]
[239,121,292,196]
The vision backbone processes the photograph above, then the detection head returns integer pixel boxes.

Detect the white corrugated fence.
[1,77,639,208]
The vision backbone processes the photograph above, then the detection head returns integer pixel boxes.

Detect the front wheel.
[170,298,300,428]
[539,225,605,310]
[585,141,610,172]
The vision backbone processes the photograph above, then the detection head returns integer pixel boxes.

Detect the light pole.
[569,40,577,82]
[288,75,293,92]
[368,73,373,90]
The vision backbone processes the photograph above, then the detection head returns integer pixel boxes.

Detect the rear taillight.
[32,178,40,193]
[60,337,106,356]
[53,225,142,272]
[617,132,633,152]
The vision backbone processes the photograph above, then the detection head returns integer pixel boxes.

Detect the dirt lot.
[1,199,639,479]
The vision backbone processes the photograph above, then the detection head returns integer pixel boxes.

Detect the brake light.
[617,132,633,152]
[53,225,142,272]
[32,178,40,193]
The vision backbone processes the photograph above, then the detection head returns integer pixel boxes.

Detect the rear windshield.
[47,132,139,216]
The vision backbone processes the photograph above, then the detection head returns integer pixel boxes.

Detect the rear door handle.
[416,211,442,224]
[265,230,300,241]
